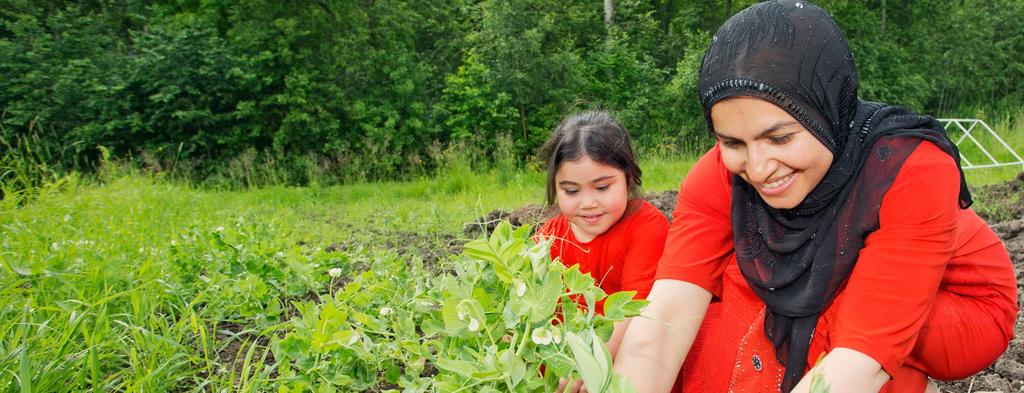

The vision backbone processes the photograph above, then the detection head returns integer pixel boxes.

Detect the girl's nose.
[579,193,598,209]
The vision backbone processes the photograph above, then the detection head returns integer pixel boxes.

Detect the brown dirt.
[462,203,558,238]
[211,322,276,381]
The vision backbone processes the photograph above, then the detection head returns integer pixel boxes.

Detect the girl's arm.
[606,318,632,358]
[612,279,713,392]
[791,348,889,393]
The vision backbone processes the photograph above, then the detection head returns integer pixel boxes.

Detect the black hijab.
[697,1,972,391]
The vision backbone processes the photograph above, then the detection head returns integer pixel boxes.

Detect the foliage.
[274,221,645,391]
[1,0,1022,189]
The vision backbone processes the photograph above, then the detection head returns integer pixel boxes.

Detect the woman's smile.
[758,172,795,194]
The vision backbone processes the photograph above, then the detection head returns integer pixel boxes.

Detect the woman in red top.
[613,2,1017,393]
[534,110,669,382]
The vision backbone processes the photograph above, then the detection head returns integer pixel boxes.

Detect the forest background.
[3,0,1023,190]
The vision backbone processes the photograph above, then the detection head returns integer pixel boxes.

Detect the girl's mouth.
[580,213,605,224]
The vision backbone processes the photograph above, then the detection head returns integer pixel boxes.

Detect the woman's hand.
[612,279,712,392]
[790,347,889,393]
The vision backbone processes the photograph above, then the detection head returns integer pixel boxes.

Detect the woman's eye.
[720,140,742,149]
[769,134,793,144]
[596,185,609,191]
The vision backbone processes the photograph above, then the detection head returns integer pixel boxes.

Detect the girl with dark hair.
[612,2,1017,393]
[535,110,669,388]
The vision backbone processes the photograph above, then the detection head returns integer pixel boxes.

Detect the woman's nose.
[745,146,777,182]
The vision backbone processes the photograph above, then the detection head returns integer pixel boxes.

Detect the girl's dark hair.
[538,110,643,206]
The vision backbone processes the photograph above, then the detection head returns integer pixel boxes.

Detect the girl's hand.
[556,378,587,393]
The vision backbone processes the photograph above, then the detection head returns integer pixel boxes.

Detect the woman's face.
[711,96,834,209]
[554,154,629,243]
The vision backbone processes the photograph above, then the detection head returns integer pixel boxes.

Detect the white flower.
[275,251,285,258]
[63,214,71,222]
[531,327,553,345]
[379,307,393,316]
[512,279,527,297]
[328,268,342,278]
[214,226,225,232]
[551,327,562,344]
[467,317,481,332]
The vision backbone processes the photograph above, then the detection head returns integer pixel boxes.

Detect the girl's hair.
[538,110,643,206]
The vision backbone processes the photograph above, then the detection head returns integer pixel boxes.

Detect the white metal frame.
[937,118,1024,170]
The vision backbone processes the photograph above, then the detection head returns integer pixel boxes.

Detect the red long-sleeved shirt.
[657,142,1017,391]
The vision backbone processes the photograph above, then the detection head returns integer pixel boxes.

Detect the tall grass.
[0,121,68,205]
[956,113,1024,186]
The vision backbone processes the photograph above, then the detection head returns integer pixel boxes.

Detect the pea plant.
[273,221,646,392]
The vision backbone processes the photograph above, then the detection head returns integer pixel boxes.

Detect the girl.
[613,2,1017,393]
[535,110,670,362]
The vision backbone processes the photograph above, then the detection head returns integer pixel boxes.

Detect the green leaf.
[441,296,468,334]
[421,315,445,337]
[602,291,637,321]
[384,363,402,384]
[527,269,564,324]
[565,330,610,393]
[436,358,481,378]
[276,335,310,359]
[499,349,527,387]
[810,371,831,393]
[562,265,595,294]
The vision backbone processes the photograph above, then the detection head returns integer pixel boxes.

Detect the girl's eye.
[563,189,579,195]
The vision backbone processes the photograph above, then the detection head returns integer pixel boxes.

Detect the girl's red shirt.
[536,199,670,302]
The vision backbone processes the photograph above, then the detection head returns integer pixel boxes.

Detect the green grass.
[0,154,696,391]
[954,113,1024,186]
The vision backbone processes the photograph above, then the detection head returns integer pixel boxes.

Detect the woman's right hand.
[612,279,712,392]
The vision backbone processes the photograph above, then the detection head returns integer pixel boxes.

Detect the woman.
[612,1,1018,392]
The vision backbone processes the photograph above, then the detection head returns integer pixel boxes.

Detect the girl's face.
[711,96,834,209]
[554,155,629,243]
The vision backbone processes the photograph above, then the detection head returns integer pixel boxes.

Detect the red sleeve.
[830,141,960,377]
[654,145,735,297]
[619,202,670,299]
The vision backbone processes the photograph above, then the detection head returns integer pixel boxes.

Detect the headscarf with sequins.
[696,1,972,390]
